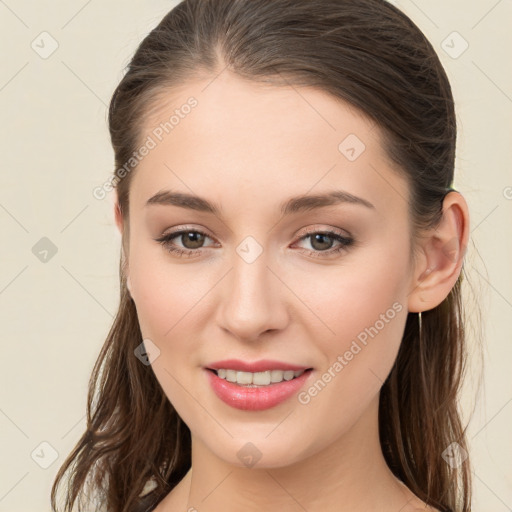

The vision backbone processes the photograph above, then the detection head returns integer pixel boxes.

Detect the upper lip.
[206,359,312,372]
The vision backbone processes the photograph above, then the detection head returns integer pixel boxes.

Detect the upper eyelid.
[163,225,349,240]
[163,226,217,243]
[298,225,350,237]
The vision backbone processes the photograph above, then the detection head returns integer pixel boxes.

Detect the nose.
[216,251,289,343]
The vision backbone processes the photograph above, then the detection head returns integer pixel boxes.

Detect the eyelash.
[154,226,355,259]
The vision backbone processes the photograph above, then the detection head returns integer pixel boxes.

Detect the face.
[121,71,416,468]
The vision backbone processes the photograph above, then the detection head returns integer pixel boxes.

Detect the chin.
[203,431,316,470]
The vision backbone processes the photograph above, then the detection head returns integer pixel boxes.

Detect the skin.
[114,70,469,512]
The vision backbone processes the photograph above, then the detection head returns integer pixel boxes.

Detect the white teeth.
[214,368,306,386]
[253,371,271,385]
[270,370,283,383]
[225,369,237,382]
[236,371,253,385]
[283,370,295,381]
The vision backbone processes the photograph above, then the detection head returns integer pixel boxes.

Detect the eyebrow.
[145,189,375,215]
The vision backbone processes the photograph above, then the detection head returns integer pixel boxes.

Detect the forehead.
[130,71,409,219]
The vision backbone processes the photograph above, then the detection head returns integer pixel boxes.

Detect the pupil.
[183,232,204,249]
[311,233,332,251]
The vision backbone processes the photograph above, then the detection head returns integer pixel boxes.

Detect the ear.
[408,191,470,313]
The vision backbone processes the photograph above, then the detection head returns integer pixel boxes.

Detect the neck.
[164,395,420,512]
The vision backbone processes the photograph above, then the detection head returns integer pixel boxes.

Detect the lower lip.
[204,368,313,411]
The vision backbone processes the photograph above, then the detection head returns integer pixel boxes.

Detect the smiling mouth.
[206,368,313,387]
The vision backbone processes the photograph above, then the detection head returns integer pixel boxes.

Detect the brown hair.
[51,1,479,511]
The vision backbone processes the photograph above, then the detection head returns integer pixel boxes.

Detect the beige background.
[0,0,511,510]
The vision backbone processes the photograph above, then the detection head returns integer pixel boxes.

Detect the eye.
[292,228,355,258]
[154,226,355,259]
[154,227,217,258]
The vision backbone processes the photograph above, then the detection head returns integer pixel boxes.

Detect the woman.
[51,0,475,511]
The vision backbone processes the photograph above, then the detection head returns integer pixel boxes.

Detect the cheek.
[292,274,407,455]
[293,248,409,350]
[130,246,204,337]
[291,244,410,417]
[129,254,211,414]
[129,247,223,382]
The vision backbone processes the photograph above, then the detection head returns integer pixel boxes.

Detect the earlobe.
[408,191,470,313]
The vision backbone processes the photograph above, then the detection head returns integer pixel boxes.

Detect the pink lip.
[204,368,314,411]
[206,359,311,372]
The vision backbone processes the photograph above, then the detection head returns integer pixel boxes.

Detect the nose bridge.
[217,242,287,341]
